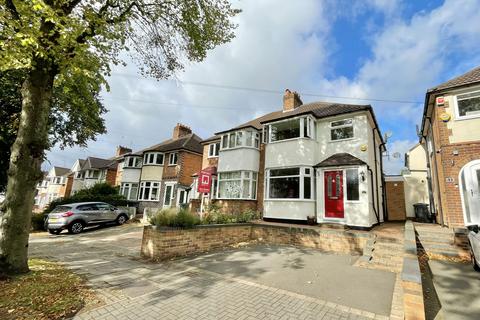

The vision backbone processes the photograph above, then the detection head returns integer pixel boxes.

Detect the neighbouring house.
[133,123,203,213]
[33,166,69,211]
[419,66,480,227]
[197,89,386,228]
[402,143,429,218]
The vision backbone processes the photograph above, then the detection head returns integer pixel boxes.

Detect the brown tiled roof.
[140,133,203,154]
[52,166,70,176]
[314,153,366,167]
[215,101,371,134]
[428,66,480,93]
[201,135,221,144]
[82,157,116,170]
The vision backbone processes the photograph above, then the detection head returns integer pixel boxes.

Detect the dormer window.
[266,116,314,143]
[143,152,164,165]
[220,130,260,150]
[208,142,220,158]
[125,156,142,168]
[330,118,354,141]
[169,152,178,165]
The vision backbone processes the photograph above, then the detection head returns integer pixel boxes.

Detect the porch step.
[355,234,404,273]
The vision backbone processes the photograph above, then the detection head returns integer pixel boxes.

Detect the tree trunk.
[0,60,56,275]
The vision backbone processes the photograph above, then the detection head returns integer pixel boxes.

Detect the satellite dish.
[384,131,393,140]
[392,152,401,159]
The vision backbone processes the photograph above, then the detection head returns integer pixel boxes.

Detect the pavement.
[428,260,480,320]
[29,224,396,320]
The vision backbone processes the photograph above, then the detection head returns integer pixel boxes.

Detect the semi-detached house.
[198,89,386,228]
[116,124,203,213]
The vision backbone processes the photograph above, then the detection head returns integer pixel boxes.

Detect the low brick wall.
[141,223,371,260]
[401,221,425,320]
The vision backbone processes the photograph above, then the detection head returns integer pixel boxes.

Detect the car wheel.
[471,249,480,271]
[116,214,128,225]
[68,221,84,234]
[48,229,61,235]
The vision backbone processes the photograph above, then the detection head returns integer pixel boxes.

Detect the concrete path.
[29,224,394,320]
[429,260,480,320]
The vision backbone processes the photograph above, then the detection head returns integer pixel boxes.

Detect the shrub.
[31,213,46,231]
[150,208,200,229]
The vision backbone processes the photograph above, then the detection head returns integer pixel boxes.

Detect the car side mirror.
[471,225,479,233]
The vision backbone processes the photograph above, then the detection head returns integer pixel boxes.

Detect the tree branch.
[5,0,20,21]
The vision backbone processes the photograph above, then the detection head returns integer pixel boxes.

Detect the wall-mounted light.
[360,171,366,182]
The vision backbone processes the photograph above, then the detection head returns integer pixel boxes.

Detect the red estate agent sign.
[197,170,212,193]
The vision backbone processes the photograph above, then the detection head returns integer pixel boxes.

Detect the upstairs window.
[169,152,178,165]
[125,156,142,168]
[267,116,314,143]
[330,119,354,141]
[455,90,480,119]
[220,130,260,150]
[143,152,164,165]
[208,142,220,157]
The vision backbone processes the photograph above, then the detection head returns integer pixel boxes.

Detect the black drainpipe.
[367,165,380,223]
[378,141,387,222]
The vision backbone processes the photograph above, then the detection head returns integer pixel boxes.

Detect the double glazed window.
[138,181,160,201]
[455,90,480,119]
[267,116,314,143]
[267,167,313,200]
[217,171,257,199]
[124,156,142,168]
[208,142,220,157]
[169,153,178,165]
[120,183,139,200]
[345,169,359,201]
[221,130,260,150]
[143,152,164,165]
[330,119,354,141]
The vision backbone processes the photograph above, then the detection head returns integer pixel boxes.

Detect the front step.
[355,234,404,273]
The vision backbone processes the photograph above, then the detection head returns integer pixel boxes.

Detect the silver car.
[46,202,129,235]
[468,225,480,271]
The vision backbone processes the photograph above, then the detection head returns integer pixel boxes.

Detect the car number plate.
[49,218,59,223]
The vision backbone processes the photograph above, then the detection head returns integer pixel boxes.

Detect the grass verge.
[0,259,94,320]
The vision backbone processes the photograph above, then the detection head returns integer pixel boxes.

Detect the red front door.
[324,170,344,218]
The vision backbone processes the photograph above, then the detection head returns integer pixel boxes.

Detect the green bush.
[150,208,200,229]
[43,183,136,213]
[31,213,46,231]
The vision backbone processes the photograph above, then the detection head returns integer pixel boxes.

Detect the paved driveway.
[29,224,394,320]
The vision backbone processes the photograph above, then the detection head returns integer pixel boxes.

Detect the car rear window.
[51,205,72,213]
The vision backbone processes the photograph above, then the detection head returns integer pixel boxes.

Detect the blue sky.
[46,0,480,174]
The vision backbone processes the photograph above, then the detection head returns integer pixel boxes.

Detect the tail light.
[61,211,74,217]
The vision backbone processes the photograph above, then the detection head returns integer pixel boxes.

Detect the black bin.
[413,203,431,223]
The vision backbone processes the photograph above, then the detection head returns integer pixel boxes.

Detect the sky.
[45,0,480,174]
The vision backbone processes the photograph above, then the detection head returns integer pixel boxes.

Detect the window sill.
[138,199,160,202]
[220,146,260,152]
[216,198,257,201]
[168,164,178,166]
[454,114,480,121]
[207,156,219,159]
[329,137,356,143]
[267,137,313,145]
[143,164,164,166]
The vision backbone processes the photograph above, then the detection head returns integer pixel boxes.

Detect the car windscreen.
[51,205,72,213]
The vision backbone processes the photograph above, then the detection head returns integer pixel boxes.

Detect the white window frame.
[329,118,354,142]
[143,152,164,166]
[220,130,260,150]
[120,182,139,200]
[454,89,480,121]
[169,152,178,165]
[208,142,220,158]
[216,170,257,200]
[266,166,314,201]
[345,168,360,202]
[125,156,142,168]
[138,181,161,201]
[266,115,315,143]
[176,188,189,206]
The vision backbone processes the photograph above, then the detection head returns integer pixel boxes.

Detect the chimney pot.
[283,89,302,111]
[116,145,132,156]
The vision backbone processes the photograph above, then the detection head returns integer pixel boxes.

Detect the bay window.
[220,130,260,150]
[125,156,142,168]
[330,119,354,141]
[267,167,313,200]
[267,116,315,143]
[143,152,164,165]
[217,171,257,199]
[455,90,480,119]
[138,181,160,201]
[120,183,139,200]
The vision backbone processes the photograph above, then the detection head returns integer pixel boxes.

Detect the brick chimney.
[283,89,302,112]
[116,145,132,156]
[173,123,192,139]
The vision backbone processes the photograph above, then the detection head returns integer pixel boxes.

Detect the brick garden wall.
[141,224,371,260]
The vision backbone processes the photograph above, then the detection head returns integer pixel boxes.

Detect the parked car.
[46,202,129,235]
[467,225,480,271]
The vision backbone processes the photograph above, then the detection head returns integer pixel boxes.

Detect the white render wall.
[263,201,315,220]
[218,148,259,172]
[264,138,316,168]
[121,168,141,183]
